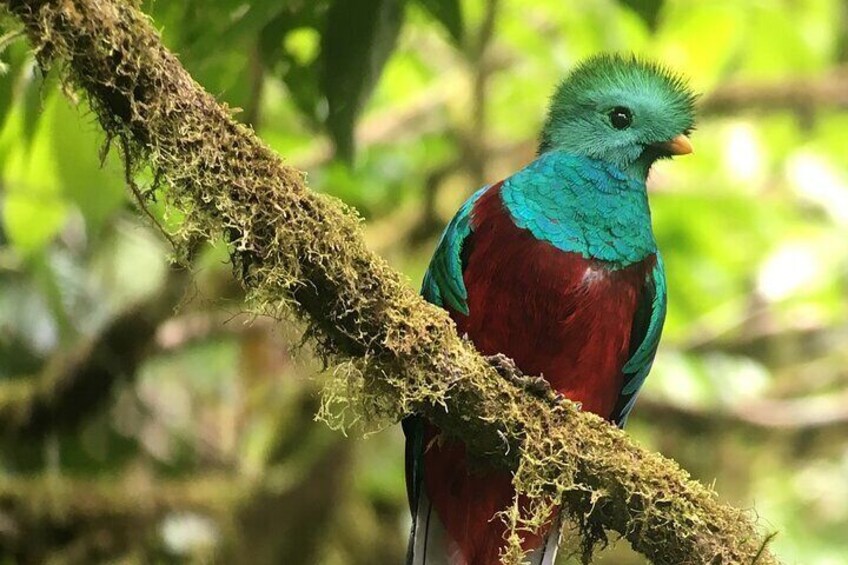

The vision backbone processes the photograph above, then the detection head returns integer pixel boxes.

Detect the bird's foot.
[485,353,563,406]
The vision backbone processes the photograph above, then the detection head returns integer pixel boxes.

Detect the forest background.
[1,0,847,563]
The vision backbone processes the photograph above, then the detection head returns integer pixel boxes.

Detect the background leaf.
[260,2,329,128]
[618,0,664,31]
[321,0,407,161]
[415,0,464,44]
[2,1,848,563]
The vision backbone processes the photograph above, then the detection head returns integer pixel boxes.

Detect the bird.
[403,54,697,565]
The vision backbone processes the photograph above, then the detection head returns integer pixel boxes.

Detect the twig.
[465,0,501,187]
[302,67,848,174]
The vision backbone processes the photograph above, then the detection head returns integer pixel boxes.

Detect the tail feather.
[407,491,452,565]
[407,491,561,565]
[527,514,562,565]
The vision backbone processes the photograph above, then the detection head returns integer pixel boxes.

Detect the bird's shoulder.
[500,152,654,262]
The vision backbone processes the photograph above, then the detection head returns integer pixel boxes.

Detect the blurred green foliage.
[1,0,847,563]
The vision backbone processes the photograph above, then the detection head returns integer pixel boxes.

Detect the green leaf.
[260,4,329,128]
[415,0,464,44]
[0,29,27,134]
[1,92,67,256]
[618,0,664,30]
[321,0,406,162]
[144,0,307,115]
[183,1,293,62]
[2,191,66,255]
[50,97,126,235]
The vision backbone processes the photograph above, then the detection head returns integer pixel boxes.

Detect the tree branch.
[0,268,187,440]
[699,68,848,116]
[0,472,243,561]
[0,1,777,563]
[464,0,501,187]
[637,392,848,435]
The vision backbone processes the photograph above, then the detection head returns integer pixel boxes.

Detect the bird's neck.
[500,151,657,267]
[629,147,667,180]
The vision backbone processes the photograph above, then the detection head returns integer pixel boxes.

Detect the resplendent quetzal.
[404,54,696,565]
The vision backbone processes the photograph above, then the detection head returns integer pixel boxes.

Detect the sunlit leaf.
[656,1,743,89]
[50,97,126,235]
[0,30,28,134]
[1,92,66,255]
[2,191,66,255]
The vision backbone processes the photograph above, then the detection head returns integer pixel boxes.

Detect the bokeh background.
[1,0,847,563]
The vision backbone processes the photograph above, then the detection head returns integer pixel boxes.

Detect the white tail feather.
[407,493,561,565]
[408,492,452,564]
[526,514,562,565]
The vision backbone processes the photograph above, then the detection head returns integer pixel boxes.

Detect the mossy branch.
[0,473,242,525]
[1,441,353,563]
[1,1,778,563]
[0,473,243,561]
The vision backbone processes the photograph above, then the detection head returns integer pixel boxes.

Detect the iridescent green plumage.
[539,53,697,176]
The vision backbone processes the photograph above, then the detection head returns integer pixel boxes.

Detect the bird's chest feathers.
[457,211,649,413]
[499,153,656,266]
[580,264,612,286]
[457,166,655,413]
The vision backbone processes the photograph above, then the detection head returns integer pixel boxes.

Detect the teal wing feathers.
[420,185,488,314]
[613,253,667,426]
[407,184,487,523]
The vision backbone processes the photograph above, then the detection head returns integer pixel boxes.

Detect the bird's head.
[539,54,697,179]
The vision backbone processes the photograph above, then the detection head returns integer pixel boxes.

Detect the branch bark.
[0,1,778,563]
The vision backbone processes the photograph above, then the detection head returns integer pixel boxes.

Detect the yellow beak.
[658,134,693,156]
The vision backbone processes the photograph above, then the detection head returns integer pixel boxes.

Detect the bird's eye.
[608,106,633,130]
